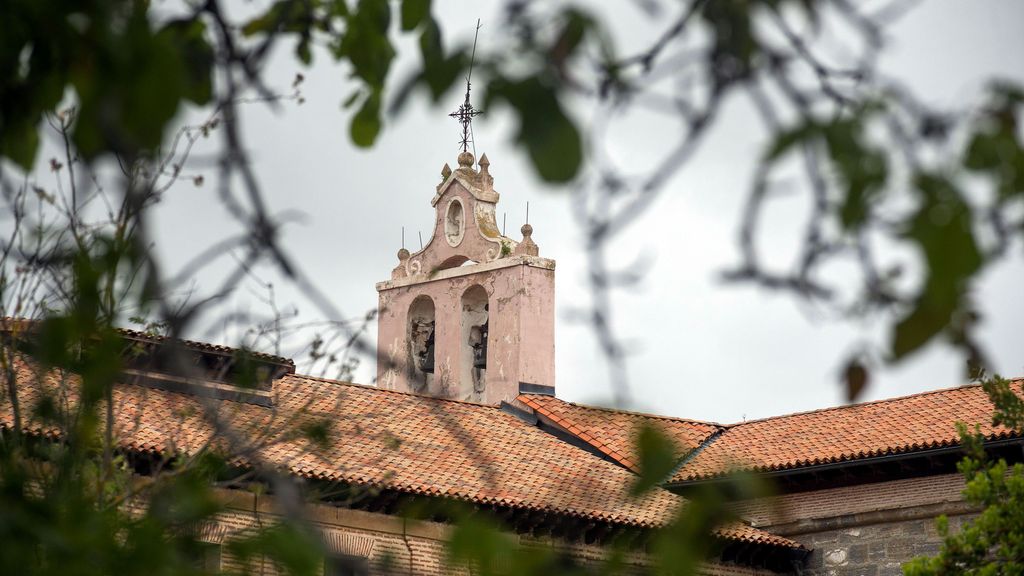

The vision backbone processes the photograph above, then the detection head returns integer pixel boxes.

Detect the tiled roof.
[114,326,295,368]
[3,358,668,527]
[1,353,801,550]
[672,382,1023,483]
[0,317,295,369]
[715,523,806,549]
[517,394,722,472]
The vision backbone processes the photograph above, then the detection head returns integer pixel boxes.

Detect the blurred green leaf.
[764,111,888,231]
[335,0,394,89]
[701,0,758,83]
[446,513,584,576]
[158,19,214,106]
[350,91,382,147]
[341,90,362,109]
[300,419,333,449]
[2,121,41,171]
[228,523,322,576]
[297,34,313,65]
[241,0,308,37]
[485,76,582,183]
[72,5,187,158]
[550,9,591,62]
[401,0,431,31]
[892,173,984,359]
[447,515,511,575]
[822,117,888,230]
[631,424,677,496]
[0,0,72,169]
[963,82,1024,201]
[763,120,818,163]
[419,19,464,101]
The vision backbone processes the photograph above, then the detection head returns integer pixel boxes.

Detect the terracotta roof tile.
[715,522,806,549]
[0,355,661,527]
[517,394,723,473]
[1,354,803,549]
[113,326,295,368]
[672,382,1023,482]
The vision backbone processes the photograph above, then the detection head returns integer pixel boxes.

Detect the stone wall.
[794,514,974,576]
[730,473,974,576]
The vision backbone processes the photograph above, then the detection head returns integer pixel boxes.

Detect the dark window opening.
[461,286,489,397]
[417,321,436,373]
[408,296,436,385]
[189,543,222,572]
[325,554,369,576]
[471,317,488,369]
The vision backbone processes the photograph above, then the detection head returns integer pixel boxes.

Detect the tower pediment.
[431,152,499,207]
[392,152,519,280]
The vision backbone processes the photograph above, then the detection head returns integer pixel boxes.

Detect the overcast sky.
[26,0,1024,424]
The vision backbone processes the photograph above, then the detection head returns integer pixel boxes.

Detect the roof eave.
[668,434,1024,488]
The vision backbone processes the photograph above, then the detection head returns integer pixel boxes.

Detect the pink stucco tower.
[376,151,555,404]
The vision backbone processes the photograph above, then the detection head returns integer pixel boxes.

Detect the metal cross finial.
[449,19,483,153]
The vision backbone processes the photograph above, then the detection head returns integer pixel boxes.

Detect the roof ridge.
[518,394,723,428]
[115,326,294,366]
[284,372,503,409]
[725,379,1022,427]
[1,316,295,367]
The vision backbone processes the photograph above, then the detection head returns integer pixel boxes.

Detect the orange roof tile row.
[672,382,1022,482]
[2,354,802,552]
[2,355,806,549]
[714,523,805,549]
[114,326,295,368]
[516,383,1023,485]
[518,394,722,473]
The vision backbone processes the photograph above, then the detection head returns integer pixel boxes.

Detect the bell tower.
[375,152,555,404]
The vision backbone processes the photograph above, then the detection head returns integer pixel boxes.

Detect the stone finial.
[514,223,539,256]
[441,163,452,181]
[392,248,411,279]
[457,151,474,168]
[478,153,493,189]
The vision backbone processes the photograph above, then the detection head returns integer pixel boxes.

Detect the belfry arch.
[406,295,435,393]
[460,285,489,400]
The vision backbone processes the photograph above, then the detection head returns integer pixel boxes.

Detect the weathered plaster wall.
[730,473,973,576]
[377,256,555,405]
[397,160,511,280]
[376,152,555,405]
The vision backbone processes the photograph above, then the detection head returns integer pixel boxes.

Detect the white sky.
[22,0,1024,424]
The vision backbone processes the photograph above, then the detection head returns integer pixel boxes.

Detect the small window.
[444,198,466,247]
[325,554,369,576]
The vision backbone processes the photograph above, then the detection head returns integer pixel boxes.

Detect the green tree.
[903,375,1024,575]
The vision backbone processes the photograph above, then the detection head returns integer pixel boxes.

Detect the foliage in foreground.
[3,0,1024,574]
